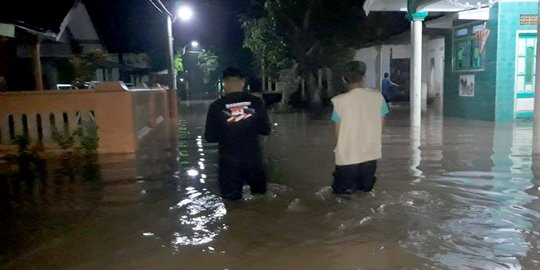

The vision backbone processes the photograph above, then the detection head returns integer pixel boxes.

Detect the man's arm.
[331,108,341,142]
[204,103,221,143]
[381,99,390,133]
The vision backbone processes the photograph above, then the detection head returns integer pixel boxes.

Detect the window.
[453,24,486,71]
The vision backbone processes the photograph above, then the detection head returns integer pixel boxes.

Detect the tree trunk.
[307,72,322,107]
[278,65,300,111]
[31,36,43,90]
[326,68,334,98]
[262,63,267,92]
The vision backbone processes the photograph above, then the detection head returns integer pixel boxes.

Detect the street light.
[182,41,200,55]
[177,6,194,21]
[179,41,202,101]
[167,6,193,89]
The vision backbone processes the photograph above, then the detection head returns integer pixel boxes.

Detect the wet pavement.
[1,102,540,269]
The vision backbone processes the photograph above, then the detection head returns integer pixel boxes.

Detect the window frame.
[452,22,487,72]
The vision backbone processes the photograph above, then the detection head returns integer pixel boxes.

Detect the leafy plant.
[51,121,100,182]
[69,49,107,88]
[197,49,220,85]
[4,135,47,193]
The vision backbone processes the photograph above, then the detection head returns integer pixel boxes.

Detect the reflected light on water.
[187,169,199,177]
[170,190,228,247]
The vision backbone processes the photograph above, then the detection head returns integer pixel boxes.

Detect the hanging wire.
[147,0,164,13]
[153,0,174,18]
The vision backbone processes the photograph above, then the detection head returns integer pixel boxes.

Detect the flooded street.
[2,102,540,270]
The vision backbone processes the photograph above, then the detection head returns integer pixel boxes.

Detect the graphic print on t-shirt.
[223,101,255,123]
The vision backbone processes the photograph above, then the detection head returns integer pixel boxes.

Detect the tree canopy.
[242,0,409,76]
[197,49,220,85]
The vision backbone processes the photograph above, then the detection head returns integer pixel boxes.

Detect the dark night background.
[0,0,253,68]
[1,0,409,82]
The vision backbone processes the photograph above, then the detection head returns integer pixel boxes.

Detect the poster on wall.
[459,74,475,97]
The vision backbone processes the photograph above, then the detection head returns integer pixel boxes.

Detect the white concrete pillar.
[422,81,428,112]
[13,114,23,137]
[534,1,540,154]
[41,113,53,145]
[26,113,38,143]
[409,12,428,128]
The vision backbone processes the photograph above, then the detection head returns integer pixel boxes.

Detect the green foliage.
[243,0,408,74]
[242,17,290,76]
[69,50,107,87]
[52,121,99,154]
[174,53,185,74]
[13,135,30,152]
[78,122,100,154]
[3,135,47,193]
[52,121,100,183]
[197,49,220,84]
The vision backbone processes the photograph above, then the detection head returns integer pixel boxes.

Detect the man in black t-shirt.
[204,67,271,200]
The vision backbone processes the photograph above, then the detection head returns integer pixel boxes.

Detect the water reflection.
[2,104,540,269]
[169,188,227,247]
[406,121,539,269]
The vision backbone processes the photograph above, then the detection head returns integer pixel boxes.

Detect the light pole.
[179,41,201,101]
[167,6,193,104]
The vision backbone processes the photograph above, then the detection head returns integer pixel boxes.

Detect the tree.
[242,0,409,112]
[69,50,107,88]
[242,17,289,78]
[197,49,220,86]
[174,53,185,75]
[243,17,298,108]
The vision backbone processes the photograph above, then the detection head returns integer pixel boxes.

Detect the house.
[354,29,446,110]
[363,0,539,122]
[0,1,175,154]
[0,0,153,91]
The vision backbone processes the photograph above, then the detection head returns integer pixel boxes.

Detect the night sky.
[2,0,407,76]
[0,0,250,70]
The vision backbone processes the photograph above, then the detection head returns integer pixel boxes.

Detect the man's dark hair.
[222,67,245,80]
[384,72,389,78]
[342,61,367,83]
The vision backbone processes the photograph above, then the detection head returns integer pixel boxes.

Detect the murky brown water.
[1,102,540,270]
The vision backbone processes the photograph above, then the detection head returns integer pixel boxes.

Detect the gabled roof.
[0,0,77,34]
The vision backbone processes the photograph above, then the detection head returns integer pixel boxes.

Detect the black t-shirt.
[204,92,271,161]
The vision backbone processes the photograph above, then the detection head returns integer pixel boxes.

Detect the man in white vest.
[331,61,390,194]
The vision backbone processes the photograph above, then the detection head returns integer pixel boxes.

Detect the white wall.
[354,37,445,109]
[354,46,380,89]
[380,44,411,88]
[426,38,445,108]
[66,3,100,42]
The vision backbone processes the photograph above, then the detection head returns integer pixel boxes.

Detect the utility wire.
[146,0,163,13]
[154,0,174,18]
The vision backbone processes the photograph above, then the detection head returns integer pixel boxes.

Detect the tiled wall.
[443,2,538,122]
[443,7,498,121]
[495,1,538,121]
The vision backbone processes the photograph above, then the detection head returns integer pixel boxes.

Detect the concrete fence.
[0,82,171,154]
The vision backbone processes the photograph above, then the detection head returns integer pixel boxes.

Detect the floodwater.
[1,102,540,270]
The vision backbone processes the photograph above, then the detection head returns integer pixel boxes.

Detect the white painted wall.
[354,46,380,89]
[380,44,411,88]
[354,36,445,109]
[65,3,100,42]
[426,38,445,108]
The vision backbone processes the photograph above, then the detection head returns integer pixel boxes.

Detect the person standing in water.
[205,67,271,200]
[331,61,390,195]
